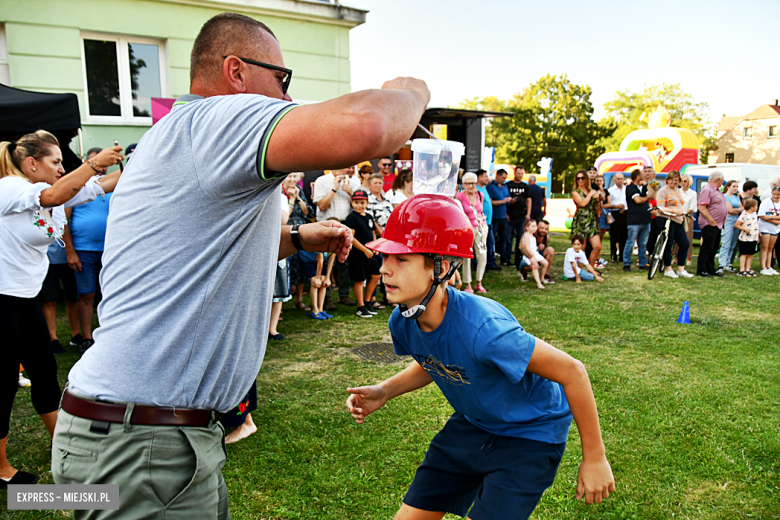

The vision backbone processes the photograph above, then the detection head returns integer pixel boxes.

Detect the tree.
[458,75,612,192]
[598,84,715,163]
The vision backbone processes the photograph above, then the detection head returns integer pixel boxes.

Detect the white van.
[685,163,780,193]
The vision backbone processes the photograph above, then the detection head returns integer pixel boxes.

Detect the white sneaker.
[760,268,774,276]
[18,373,31,388]
[594,264,605,270]
[664,270,679,279]
[677,270,694,278]
[771,268,780,275]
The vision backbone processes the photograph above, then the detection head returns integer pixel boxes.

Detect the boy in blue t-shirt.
[347,194,615,520]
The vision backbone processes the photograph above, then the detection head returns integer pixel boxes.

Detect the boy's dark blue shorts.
[403,412,566,520]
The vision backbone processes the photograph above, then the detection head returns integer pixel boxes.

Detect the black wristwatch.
[290,224,304,251]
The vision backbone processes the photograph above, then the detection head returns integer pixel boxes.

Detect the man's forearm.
[698,206,716,225]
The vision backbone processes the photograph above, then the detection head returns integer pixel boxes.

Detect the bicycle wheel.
[648,230,667,280]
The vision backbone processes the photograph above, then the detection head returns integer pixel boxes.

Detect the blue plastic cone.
[677,300,690,324]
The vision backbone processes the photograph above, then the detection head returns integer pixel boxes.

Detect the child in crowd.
[519,219,549,290]
[300,250,336,318]
[346,194,615,520]
[734,198,759,277]
[344,190,383,318]
[563,235,604,282]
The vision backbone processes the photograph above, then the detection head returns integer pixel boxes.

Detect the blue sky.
[346,0,778,125]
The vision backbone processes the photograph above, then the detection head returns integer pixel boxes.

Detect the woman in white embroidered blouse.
[676,174,698,266]
[0,130,123,487]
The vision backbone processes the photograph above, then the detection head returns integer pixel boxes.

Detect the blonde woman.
[675,174,697,265]
[0,131,123,486]
[456,172,488,293]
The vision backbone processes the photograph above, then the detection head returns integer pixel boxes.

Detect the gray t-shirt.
[68,93,298,412]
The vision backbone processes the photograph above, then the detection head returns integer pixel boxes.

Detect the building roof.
[717,116,742,132]
[744,104,780,120]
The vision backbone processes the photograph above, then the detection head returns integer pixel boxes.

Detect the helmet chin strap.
[399,256,463,320]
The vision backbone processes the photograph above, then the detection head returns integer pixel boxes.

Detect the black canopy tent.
[0,83,83,172]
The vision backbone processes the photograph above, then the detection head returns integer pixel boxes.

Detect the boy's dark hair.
[742,180,758,192]
[571,234,585,244]
[743,198,758,210]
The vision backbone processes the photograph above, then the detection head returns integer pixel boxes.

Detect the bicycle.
[648,206,680,280]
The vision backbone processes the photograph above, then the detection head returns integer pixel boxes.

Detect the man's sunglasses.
[223,56,293,95]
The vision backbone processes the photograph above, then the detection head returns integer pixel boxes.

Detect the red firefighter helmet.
[367,193,473,258]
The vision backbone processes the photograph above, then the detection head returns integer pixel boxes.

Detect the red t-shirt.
[382,173,396,195]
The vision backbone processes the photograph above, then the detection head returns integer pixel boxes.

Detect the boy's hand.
[576,455,615,504]
[346,385,388,424]
[311,277,322,288]
[364,249,375,259]
[596,275,604,282]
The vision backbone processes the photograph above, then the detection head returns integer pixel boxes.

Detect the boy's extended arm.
[526,338,615,504]
[346,361,433,424]
[325,253,337,279]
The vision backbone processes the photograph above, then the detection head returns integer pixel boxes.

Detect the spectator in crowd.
[476,169,498,271]
[607,172,627,263]
[718,180,744,274]
[528,174,546,222]
[284,173,315,311]
[583,166,605,263]
[391,169,414,208]
[38,241,81,354]
[313,167,355,306]
[378,157,396,194]
[535,219,555,284]
[696,171,728,277]
[62,147,112,356]
[456,172,487,294]
[654,171,694,278]
[594,176,612,262]
[623,168,657,271]
[305,250,335,319]
[487,168,512,266]
[571,170,603,268]
[757,186,780,275]
[353,163,373,191]
[675,174,697,266]
[734,198,759,277]
[759,175,780,201]
[644,166,662,257]
[345,190,383,318]
[366,172,393,230]
[563,234,604,282]
[519,219,549,289]
[0,131,123,487]
[269,189,293,339]
[506,166,532,266]
[741,180,760,205]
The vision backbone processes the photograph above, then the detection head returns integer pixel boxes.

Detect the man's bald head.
[190,12,277,85]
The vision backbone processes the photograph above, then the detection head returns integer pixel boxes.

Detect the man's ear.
[221,56,248,94]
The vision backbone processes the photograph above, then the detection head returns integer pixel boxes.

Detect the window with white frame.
[769,125,777,138]
[743,127,753,140]
[81,33,166,123]
[0,24,10,85]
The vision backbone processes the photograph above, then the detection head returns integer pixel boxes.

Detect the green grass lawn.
[3,235,779,519]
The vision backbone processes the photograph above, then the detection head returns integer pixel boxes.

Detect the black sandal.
[0,470,39,489]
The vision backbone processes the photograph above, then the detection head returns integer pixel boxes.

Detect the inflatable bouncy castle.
[595,105,699,175]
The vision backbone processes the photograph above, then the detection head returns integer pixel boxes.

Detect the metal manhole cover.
[350,343,409,364]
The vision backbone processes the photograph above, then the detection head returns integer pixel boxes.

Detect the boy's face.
[351,199,368,213]
[572,239,583,252]
[747,205,758,213]
[380,254,443,307]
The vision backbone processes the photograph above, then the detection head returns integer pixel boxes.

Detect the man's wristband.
[332,188,337,193]
[290,224,304,251]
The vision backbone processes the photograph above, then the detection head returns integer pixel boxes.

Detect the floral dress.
[571,188,599,239]
[288,192,315,286]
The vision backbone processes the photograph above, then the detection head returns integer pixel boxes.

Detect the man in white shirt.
[607,172,627,263]
[312,168,356,304]
[313,168,353,222]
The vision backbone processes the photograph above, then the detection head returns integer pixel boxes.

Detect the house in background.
[709,102,780,165]
[0,0,365,154]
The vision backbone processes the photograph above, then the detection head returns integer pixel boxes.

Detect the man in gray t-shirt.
[52,12,431,518]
